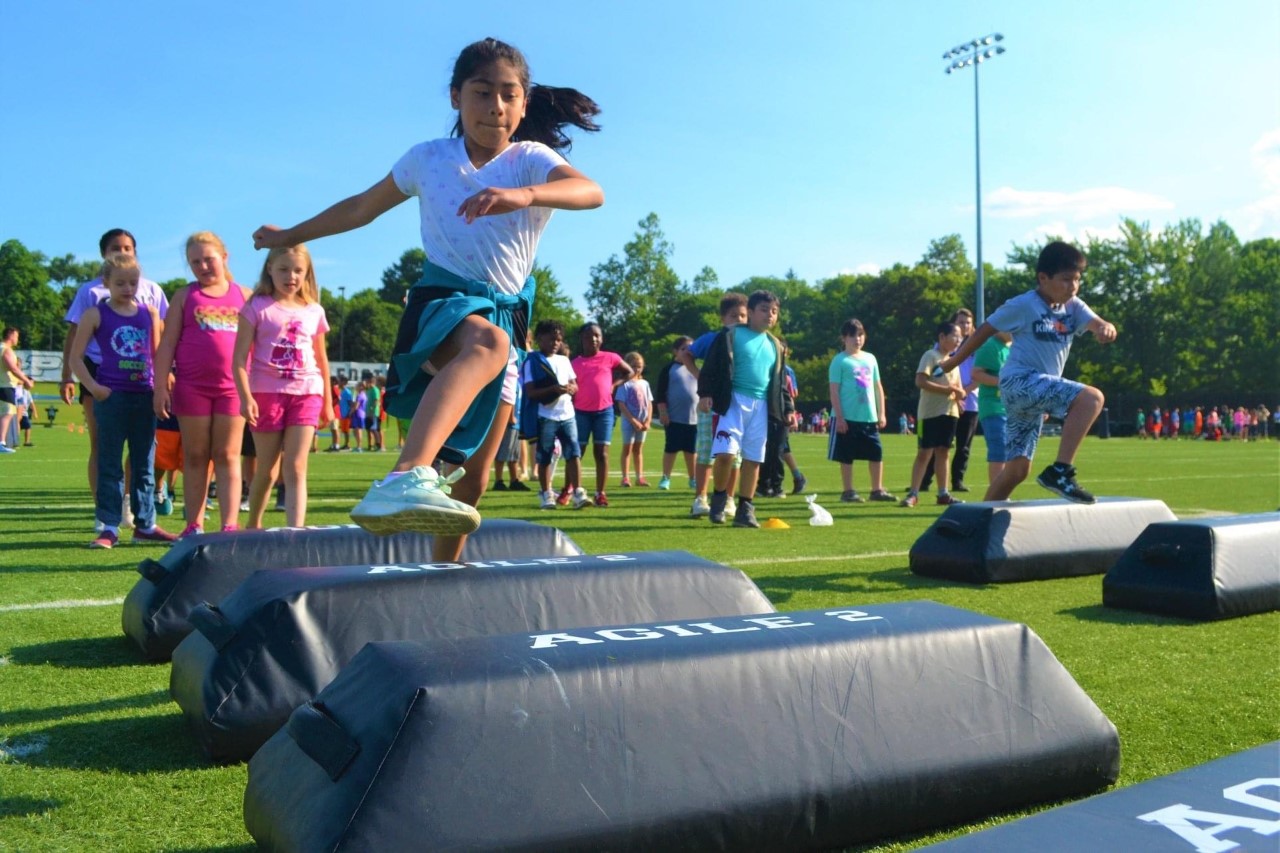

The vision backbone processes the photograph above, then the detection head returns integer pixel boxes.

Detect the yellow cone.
[760,517,791,529]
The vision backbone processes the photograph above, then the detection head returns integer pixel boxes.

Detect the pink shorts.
[172,383,240,418]
[253,392,323,432]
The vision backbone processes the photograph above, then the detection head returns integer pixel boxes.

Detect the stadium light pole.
[338,286,346,365]
[943,33,1006,324]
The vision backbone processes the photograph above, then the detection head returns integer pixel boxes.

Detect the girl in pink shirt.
[154,232,252,536]
[233,244,333,528]
[570,322,632,505]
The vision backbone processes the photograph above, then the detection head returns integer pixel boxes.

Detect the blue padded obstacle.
[170,550,775,762]
[1103,512,1280,621]
[244,602,1120,852]
[910,497,1175,583]
[925,740,1280,851]
[122,521,582,661]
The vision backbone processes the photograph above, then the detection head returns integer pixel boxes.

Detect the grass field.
[1,399,1277,851]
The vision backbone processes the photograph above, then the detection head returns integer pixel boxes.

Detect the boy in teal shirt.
[827,318,895,503]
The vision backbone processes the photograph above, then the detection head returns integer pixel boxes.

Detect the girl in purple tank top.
[70,254,175,548]
[153,232,252,538]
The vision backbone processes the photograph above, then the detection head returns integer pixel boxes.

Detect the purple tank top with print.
[94,300,154,392]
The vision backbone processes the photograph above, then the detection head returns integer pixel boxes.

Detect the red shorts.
[155,430,184,472]
[253,392,323,432]
[172,382,240,418]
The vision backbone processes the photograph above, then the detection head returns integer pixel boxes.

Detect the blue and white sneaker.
[350,466,480,536]
[0,444,15,454]
[658,476,671,490]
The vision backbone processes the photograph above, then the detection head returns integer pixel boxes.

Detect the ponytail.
[516,84,601,151]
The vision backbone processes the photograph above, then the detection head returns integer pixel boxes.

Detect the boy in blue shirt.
[941,241,1117,503]
[697,290,785,528]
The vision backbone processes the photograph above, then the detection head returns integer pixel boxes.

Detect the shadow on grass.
[24,711,210,773]
[0,796,61,819]
[162,846,255,853]
[9,635,143,669]
[2,689,171,726]
[758,567,984,604]
[1059,603,1197,627]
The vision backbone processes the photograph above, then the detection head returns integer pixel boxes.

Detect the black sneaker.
[952,482,970,493]
[509,480,532,492]
[709,491,728,524]
[840,490,864,503]
[1036,464,1096,504]
[790,472,808,495]
[492,481,508,491]
[733,500,760,528]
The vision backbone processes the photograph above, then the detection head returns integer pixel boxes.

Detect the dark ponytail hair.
[450,37,600,151]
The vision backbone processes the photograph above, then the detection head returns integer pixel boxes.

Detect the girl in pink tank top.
[153,232,252,537]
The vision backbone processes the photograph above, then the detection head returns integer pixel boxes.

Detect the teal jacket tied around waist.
[385,261,535,466]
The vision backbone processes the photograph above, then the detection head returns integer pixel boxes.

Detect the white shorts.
[711,392,769,463]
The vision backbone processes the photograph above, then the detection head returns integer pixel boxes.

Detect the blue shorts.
[980,415,1008,463]
[1001,372,1085,461]
[576,407,615,446]
[538,416,580,465]
[620,417,648,445]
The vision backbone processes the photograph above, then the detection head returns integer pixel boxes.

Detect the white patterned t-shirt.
[392,138,567,295]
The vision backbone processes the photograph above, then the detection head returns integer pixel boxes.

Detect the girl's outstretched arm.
[254,174,410,249]
[457,165,604,223]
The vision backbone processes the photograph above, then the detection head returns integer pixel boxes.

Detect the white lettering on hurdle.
[1137,777,1280,852]
[529,611,879,649]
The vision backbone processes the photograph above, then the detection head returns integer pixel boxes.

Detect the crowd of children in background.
[16,228,1277,545]
[1135,404,1271,441]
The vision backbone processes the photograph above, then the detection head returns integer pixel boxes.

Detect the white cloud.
[830,263,882,277]
[1233,128,1280,239]
[1022,221,1128,245]
[987,186,1175,220]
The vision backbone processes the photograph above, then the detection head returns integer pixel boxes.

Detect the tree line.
[2,213,1275,416]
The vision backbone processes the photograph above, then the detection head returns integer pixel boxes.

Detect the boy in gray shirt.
[940,241,1117,503]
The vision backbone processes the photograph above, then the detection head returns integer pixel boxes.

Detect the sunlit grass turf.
[1,413,1277,852]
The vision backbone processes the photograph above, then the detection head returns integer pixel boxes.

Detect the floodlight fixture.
[940,32,1007,323]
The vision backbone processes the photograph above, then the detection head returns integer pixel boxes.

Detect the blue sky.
[3,1,1277,311]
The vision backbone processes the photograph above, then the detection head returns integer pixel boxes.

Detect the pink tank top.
[175,283,245,392]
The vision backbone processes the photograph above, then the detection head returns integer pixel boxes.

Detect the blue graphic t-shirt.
[828,350,880,423]
[987,289,1098,379]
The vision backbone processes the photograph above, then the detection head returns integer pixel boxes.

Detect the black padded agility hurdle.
[244,602,1120,851]
[122,521,582,660]
[925,740,1280,851]
[1103,512,1280,620]
[170,550,775,762]
[910,497,1175,583]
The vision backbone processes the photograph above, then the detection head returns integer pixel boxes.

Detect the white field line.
[0,597,125,613]
[0,734,51,762]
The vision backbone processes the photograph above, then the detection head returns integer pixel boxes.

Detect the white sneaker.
[540,490,557,510]
[725,496,736,516]
[572,487,594,509]
[349,466,480,536]
[690,495,710,517]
